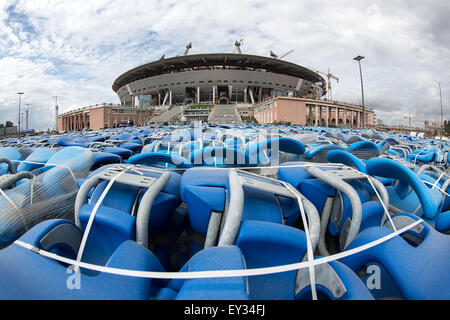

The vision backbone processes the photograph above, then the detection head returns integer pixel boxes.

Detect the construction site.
[56,40,384,131]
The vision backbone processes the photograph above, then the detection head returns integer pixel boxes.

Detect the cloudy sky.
[0,0,448,130]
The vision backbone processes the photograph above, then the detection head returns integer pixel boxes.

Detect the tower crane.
[309,67,339,101]
[233,39,244,54]
[269,49,294,60]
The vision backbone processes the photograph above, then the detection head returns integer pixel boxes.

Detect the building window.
[119,109,124,114]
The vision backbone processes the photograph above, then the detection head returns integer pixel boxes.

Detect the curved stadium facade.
[58,51,376,131]
[112,53,327,107]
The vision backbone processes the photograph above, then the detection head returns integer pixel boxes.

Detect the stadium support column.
[357,111,361,128]
[162,91,169,106]
[249,88,255,105]
[315,105,319,127]
[336,107,340,127]
[197,86,200,104]
[326,106,330,127]
[319,106,322,126]
[343,108,347,127]
[351,110,355,128]
[212,86,216,104]
[244,87,248,104]
[169,90,172,106]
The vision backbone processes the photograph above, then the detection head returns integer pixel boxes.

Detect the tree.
[5,121,13,127]
[444,120,450,136]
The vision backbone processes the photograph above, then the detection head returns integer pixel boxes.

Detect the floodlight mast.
[184,42,192,56]
[17,92,24,138]
[353,55,365,128]
[233,39,243,54]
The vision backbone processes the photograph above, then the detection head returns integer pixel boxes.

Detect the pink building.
[253,96,375,128]
[58,103,152,131]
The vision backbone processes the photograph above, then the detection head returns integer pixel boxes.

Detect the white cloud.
[0,0,448,130]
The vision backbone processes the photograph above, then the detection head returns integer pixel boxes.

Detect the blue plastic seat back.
[39,147,96,198]
[180,168,298,238]
[0,147,22,175]
[326,150,367,173]
[189,147,252,167]
[279,161,384,235]
[16,149,54,172]
[340,213,450,299]
[78,165,181,267]
[101,147,133,159]
[295,260,374,300]
[246,137,306,165]
[435,211,450,233]
[366,158,442,220]
[157,246,249,300]
[0,219,164,299]
[92,152,122,168]
[57,136,89,147]
[305,144,347,162]
[235,220,307,300]
[346,141,380,159]
[407,149,436,163]
[128,152,193,169]
[118,142,142,153]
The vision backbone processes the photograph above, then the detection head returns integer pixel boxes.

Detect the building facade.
[58,103,152,131]
[112,53,327,107]
[253,96,376,127]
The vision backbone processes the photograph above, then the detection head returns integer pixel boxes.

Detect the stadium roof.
[112,53,325,92]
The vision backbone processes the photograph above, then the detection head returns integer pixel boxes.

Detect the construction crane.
[403,114,436,127]
[269,49,294,60]
[309,67,339,101]
[184,42,192,56]
[233,39,244,54]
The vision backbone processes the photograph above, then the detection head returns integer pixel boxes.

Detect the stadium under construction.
[58,42,376,131]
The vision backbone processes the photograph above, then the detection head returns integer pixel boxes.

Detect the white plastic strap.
[423,180,450,197]
[74,165,132,272]
[431,172,444,190]
[11,159,78,185]
[14,218,423,280]
[281,181,317,300]
[348,167,397,232]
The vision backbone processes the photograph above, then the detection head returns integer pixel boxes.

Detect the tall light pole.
[353,55,365,128]
[53,95,60,132]
[439,82,443,137]
[17,92,24,138]
[25,104,30,130]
